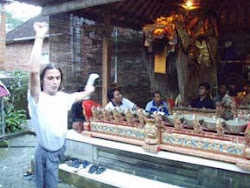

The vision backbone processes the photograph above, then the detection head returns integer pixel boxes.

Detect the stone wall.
[5,40,49,71]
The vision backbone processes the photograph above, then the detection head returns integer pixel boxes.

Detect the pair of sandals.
[66,159,89,169]
[88,165,106,175]
[65,158,106,175]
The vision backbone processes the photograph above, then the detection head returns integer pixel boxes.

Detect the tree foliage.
[5,11,24,32]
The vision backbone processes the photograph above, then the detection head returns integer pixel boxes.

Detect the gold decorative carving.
[155,114,164,128]
[124,109,133,125]
[86,106,250,171]
[113,109,122,123]
[231,101,238,119]
[193,117,202,134]
[174,114,182,130]
[144,119,159,145]
[91,106,100,121]
[244,147,250,159]
[102,109,112,122]
[216,120,224,136]
[142,143,160,153]
[137,109,146,128]
[245,128,250,146]
[236,159,250,171]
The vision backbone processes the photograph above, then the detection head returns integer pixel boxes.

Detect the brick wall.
[0,4,6,70]
[114,38,151,107]
[50,14,76,88]
[4,13,178,108]
[49,14,152,108]
[5,39,49,71]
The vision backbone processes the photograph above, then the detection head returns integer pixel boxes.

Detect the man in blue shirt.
[145,91,169,116]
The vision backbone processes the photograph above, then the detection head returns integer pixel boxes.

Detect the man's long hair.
[40,63,63,91]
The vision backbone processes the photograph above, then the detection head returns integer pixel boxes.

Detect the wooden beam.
[108,7,153,28]
[42,0,124,15]
[150,3,163,20]
[72,9,142,30]
[135,0,152,18]
[102,6,112,106]
[176,45,189,102]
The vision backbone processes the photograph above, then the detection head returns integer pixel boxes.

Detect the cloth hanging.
[0,80,10,97]
[154,47,167,74]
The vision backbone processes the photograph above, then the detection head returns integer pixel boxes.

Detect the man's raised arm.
[29,22,48,103]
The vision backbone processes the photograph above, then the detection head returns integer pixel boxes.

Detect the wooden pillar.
[102,6,111,106]
[0,3,6,70]
[176,46,189,102]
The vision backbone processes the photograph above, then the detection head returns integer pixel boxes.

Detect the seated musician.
[145,91,169,116]
[71,87,85,133]
[105,88,137,112]
[228,84,240,105]
[190,82,215,109]
[238,83,250,106]
[213,84,232,106]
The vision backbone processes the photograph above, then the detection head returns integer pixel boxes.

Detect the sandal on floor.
[95,167,106,175]
[88,165,99,174]
[82,160,89,168]
[72,159,81,168]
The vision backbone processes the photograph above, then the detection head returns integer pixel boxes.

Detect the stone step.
[59,163,182,188]
[64,130,250,188]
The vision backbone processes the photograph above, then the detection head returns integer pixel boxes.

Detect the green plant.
[4,103,27,133]
[0,139,9,147]
[3,70,28,133]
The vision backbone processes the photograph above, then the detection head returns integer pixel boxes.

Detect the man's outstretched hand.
[33,22,48,38]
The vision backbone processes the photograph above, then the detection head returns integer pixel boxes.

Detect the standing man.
[190,82,215,109]
[145,91,169,116]
[28,22,95,188]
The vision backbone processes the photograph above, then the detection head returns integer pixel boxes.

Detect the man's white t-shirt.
[28,91,75,151]
[105,98,136,112]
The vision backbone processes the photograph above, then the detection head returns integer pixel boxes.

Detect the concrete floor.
[0,134,75,188]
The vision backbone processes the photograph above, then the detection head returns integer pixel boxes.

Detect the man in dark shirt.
[71,87,85,133]
[71,101,85,123]
[190,82,215,109]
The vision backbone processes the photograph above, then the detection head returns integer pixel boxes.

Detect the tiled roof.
[6,14,49,42]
